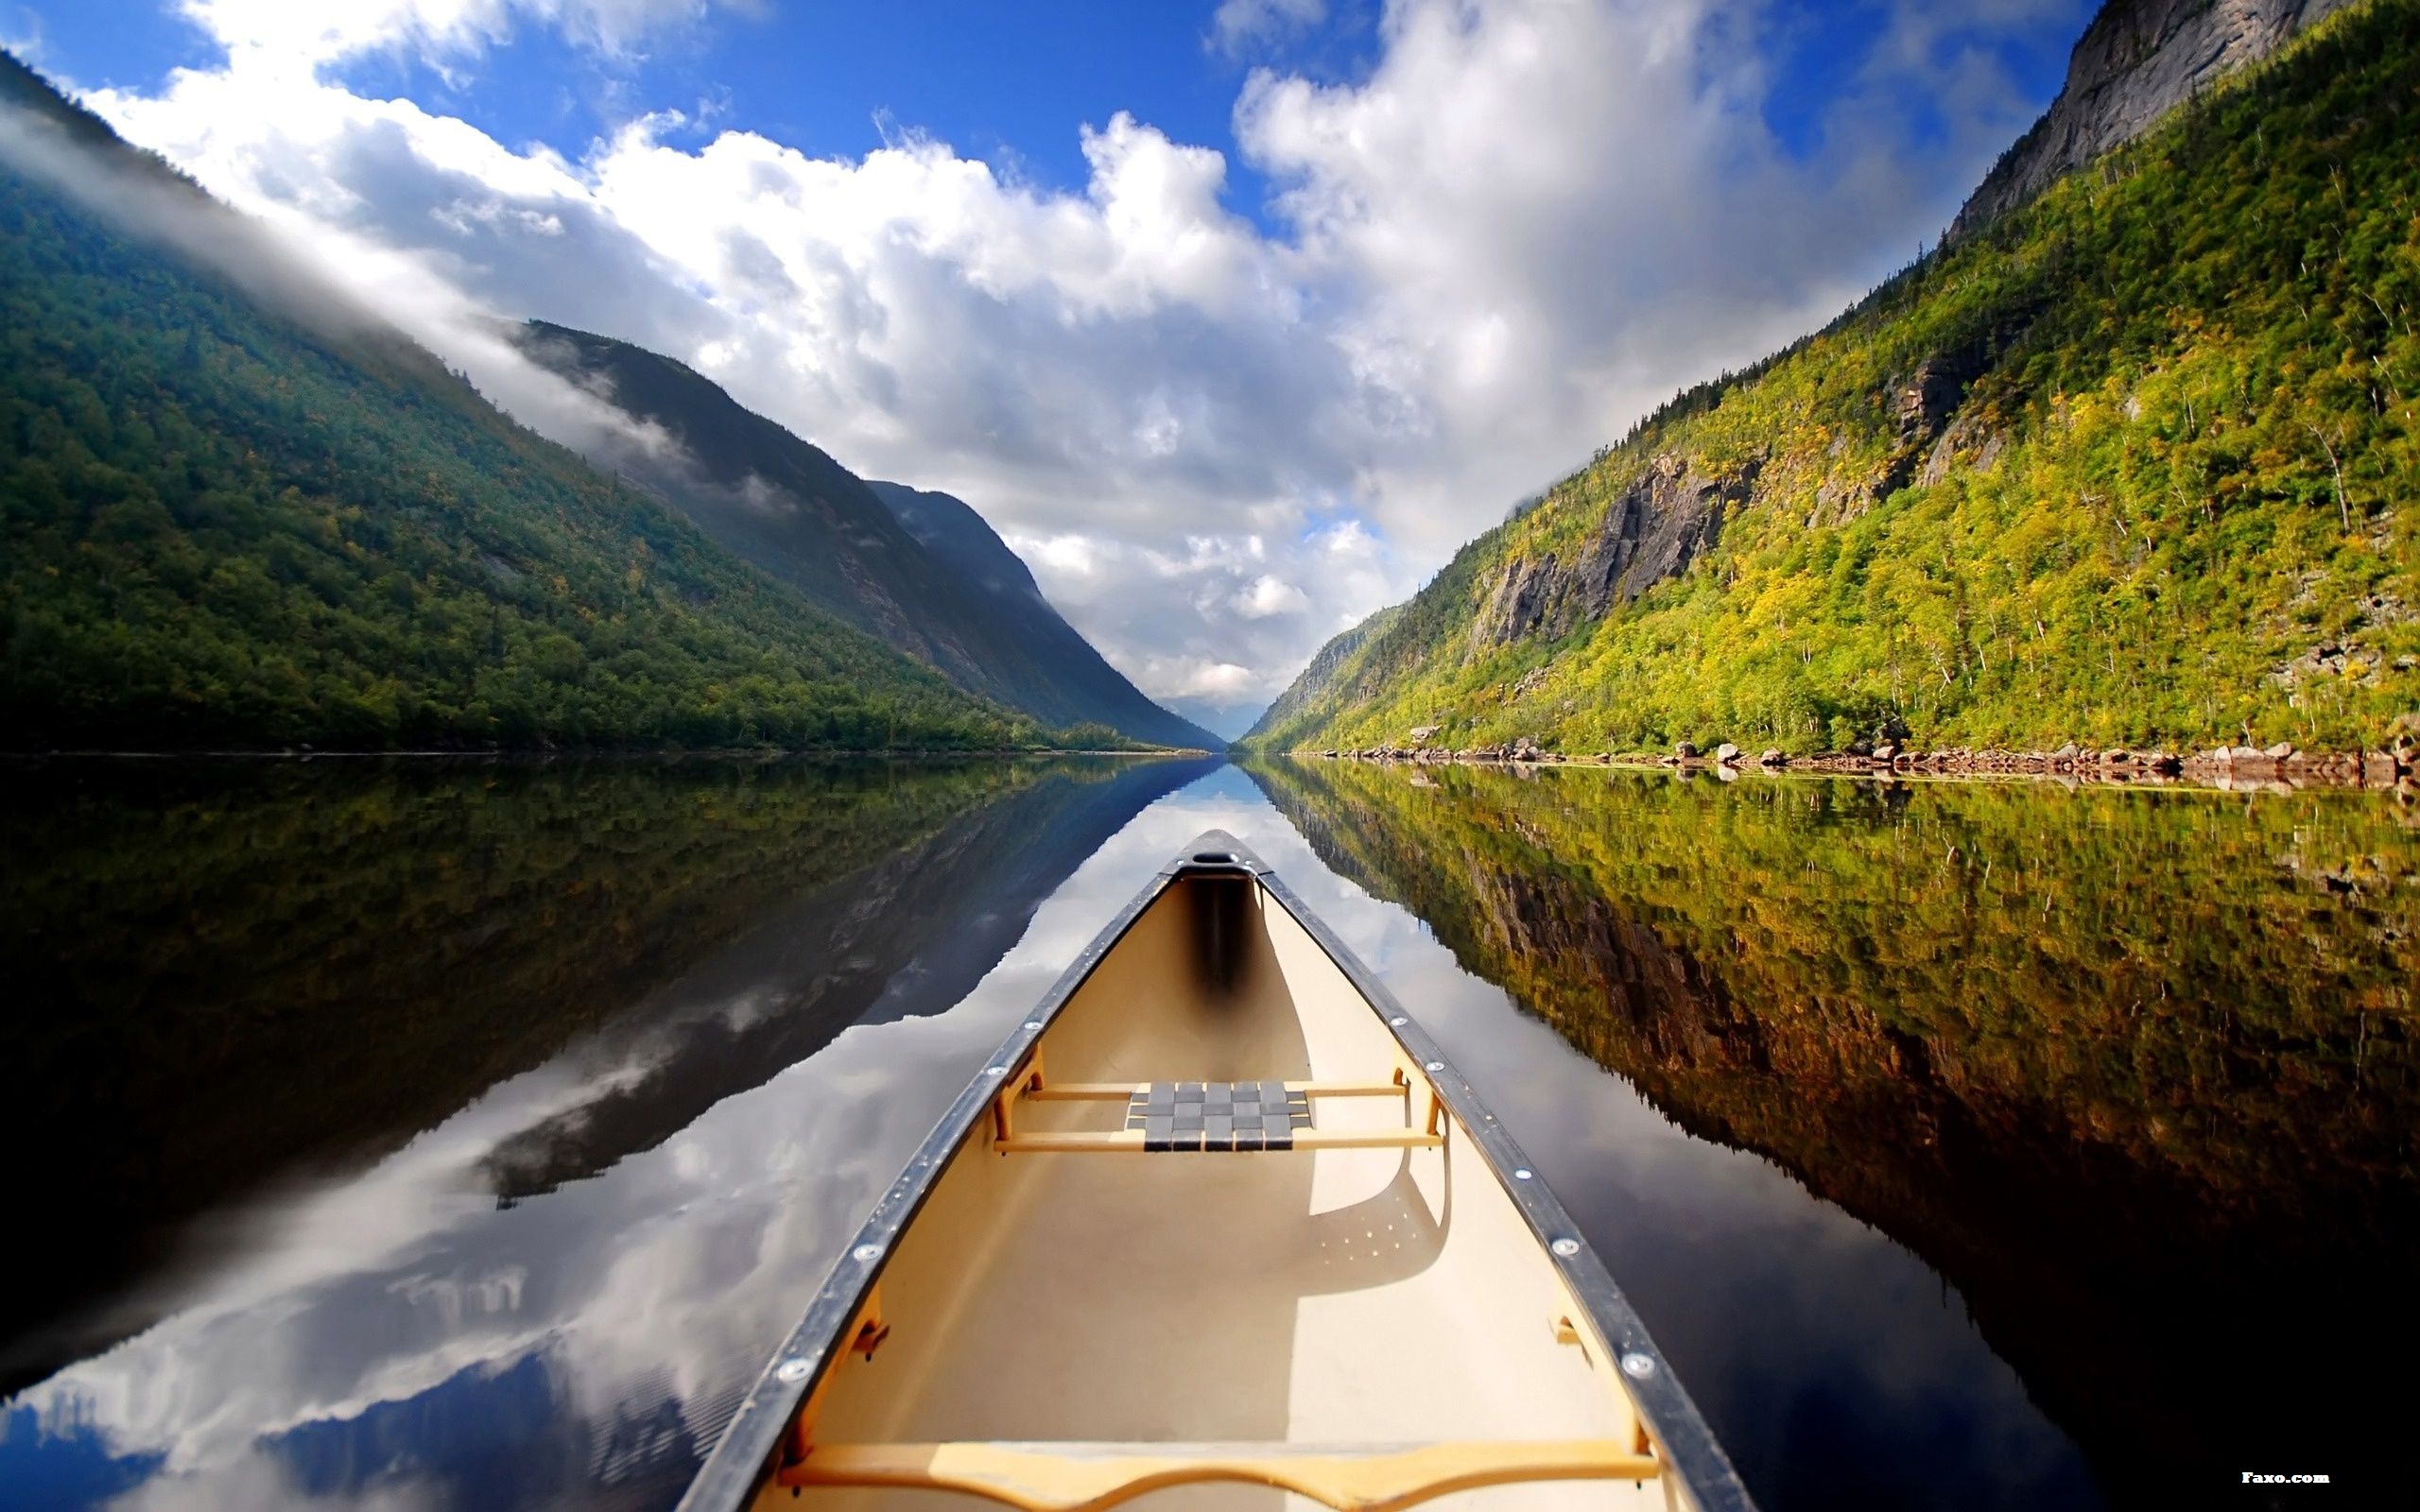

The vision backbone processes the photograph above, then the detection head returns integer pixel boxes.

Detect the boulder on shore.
[1759,748,1785,766]
[1674,741,1699,760]
[1715,743,1741,765]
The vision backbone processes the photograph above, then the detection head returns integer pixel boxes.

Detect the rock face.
[1950,0,2354,240]
[1815,355,1983,524]
[1244,603,1402,744]
[1470,457,1760,652]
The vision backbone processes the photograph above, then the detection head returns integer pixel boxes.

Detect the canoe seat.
[775,1437,1661,1511]
[997,1074,1446,1155]
[1124,1080,1311,1150]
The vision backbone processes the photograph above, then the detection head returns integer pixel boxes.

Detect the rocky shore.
[1296,731,2420,792]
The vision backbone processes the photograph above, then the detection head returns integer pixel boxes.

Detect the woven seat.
[1126,1080,1312,1151]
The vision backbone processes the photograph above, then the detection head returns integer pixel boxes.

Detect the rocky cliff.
[1949,0,2355,238]
[1465,456,1758,654]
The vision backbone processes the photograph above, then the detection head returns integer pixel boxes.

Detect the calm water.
[1,756,2412,1510]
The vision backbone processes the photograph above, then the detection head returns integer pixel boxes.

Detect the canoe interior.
[753,866,1697,1511]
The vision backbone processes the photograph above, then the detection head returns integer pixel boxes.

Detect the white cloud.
[77,0,2070,728]
[1,7,47,64]
[1209,0,1326,58]
[178,0,746,72]
[1162,659,1259,698]
[1236,574,1311,619]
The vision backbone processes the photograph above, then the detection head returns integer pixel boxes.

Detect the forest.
[0,54,1094,752]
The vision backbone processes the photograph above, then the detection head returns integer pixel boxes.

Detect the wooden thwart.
[996,1127,1444,1154]
[776,1437,1660,1512]
[1025,1080,1404,1102]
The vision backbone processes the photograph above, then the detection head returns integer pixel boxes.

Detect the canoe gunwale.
[676,829,1756,1512]
[676,835,1193,1512]
[1251,852,1756,1512]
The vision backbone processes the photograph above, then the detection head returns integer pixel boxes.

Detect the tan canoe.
[679,833,1753,1512]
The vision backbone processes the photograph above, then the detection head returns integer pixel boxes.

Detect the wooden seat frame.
[990,1058,1447,1155]
[774,1437,1662,1511]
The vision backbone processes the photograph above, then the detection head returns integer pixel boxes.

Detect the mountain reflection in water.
[1248,757,2420,1508]
[1,757,2411,1511]
[0,755,1215,1388]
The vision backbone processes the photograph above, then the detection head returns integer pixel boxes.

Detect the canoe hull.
[683,834,1752,1512]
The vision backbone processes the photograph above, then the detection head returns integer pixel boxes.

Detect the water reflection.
[1247,758,2420,1507]
[4,758,2410,1510]
[0,755,1213,1387]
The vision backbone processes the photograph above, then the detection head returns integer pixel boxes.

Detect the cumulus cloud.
[1236,574,1311,619]
[76,0,2073,729]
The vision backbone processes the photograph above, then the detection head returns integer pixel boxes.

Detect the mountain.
[1247,0,2417,756]
[1246,602,1400,745]
[514,323,1220,750]
[1950,0,2354,239]
[867,480,1223,749]
[0,53,1045,752]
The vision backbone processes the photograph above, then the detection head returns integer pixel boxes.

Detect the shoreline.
[0,746,1214,764]
[1285,741,2418,794]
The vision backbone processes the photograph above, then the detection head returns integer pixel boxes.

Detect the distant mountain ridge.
[516,322,1219,750]
[866,479,1224,748]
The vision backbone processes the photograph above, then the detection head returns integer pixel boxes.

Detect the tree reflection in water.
[1249,757,2419,1506]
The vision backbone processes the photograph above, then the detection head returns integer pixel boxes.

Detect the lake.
[2,755,2412,1510]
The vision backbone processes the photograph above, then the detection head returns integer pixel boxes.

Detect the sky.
[3,0,2092,736]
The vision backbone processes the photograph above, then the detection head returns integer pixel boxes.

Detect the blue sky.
[19,1,2081,225]
[10,0,2092,733]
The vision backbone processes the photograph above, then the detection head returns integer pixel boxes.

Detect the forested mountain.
[1247,0,2418,755]
[0,53,1055,752]
[515,323,1219,750]
[867,480,1221,750]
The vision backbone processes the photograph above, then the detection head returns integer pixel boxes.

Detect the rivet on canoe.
[774,1358,812,1383]
[852,1244,882,1263]
[1513,1169,1533,1180]
[1424,1060,1443,1073]
[1620,1351,1657,1380]
[1388,1016,1407,1026]
[1550,1237,1582,1258]
[985,1066,1009,1077]
[1023,1022,1043,1031]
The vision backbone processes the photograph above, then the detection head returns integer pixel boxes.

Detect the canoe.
[679,832,1753,1512]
